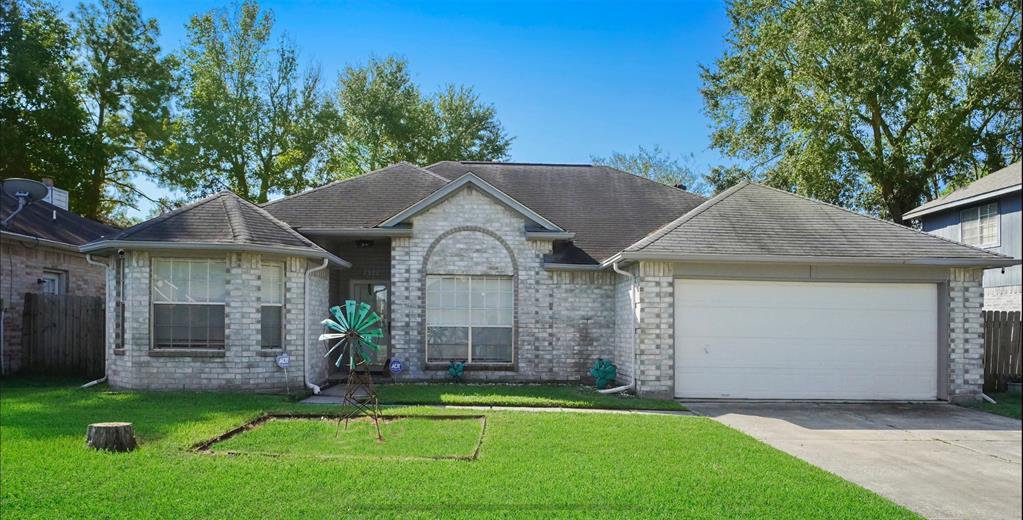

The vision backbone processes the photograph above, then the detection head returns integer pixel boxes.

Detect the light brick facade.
[947,268,986,401]
[106,250,327,393]
[388,187,614,382]
[0,238,106,374]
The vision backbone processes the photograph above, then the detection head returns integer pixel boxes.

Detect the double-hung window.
[260,263,284,349]
[152,258,226,349]
[961,202,999,248]
[426,275,513,364]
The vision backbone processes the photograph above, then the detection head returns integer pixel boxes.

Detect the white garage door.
[674,280,938,400]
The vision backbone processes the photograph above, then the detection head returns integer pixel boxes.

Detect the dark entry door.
[349,280,389,367]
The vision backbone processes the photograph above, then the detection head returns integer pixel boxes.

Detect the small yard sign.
[388,358,403,374]
[275,352,290,369]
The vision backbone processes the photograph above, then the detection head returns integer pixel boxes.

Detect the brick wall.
[107,250,328,393]
[948,268,986,401]
[632,261,675,399]
[0,238,106,374]
[389,187,615,382]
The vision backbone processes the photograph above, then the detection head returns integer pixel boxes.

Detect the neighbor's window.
[426,275,513,363]
[152,258,226,349]
[961,202,999,248]
[260,263,284,349]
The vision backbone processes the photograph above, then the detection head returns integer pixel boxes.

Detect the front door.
[349,280,389,367]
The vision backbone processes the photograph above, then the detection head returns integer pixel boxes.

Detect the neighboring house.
[904,162,1022,312]
[80,162,1016,402]
[0,182,115,375]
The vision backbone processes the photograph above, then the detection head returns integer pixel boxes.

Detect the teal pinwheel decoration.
[319,300,384,369]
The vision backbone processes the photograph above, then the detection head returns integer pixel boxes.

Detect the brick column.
[634,261,674,399]
[948,267,985,402]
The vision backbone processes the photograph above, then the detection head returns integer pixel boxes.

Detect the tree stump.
[86,422,137,452]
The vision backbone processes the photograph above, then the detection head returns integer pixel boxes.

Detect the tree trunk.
[86,422,137,452]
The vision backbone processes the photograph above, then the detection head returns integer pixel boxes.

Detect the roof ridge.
[751,182,1010,259]
[262,163,449,208]
[221,193,251,243]
[624,181,749,253]
[594,164,708,200]
[112,191,230,241]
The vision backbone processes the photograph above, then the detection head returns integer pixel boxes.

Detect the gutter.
[601,251,1019,269]
[1,230,81,252]
[904,185,1021,220]
[297,228,412,238]
[81,254,110,388]
[80,240,351,268]
[303,259,330,394]
[611,261,639,395]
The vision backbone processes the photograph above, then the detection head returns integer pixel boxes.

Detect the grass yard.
[968,391,1022,420]
[0,379,916,519]
[376,383,686,410]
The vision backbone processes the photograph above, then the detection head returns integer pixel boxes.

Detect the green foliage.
[329,56,512,176]
[161,0,335,203]
[701,0,1021,221]
[589,358,618,390]
[447,360,465,381]
[593,145,708,194]
[0,0,89,208]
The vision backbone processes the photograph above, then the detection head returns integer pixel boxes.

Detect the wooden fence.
[983,310,1022,393]
[21,293,105,378]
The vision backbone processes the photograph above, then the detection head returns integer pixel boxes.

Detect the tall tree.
[72,0,176,220]
[163,0,334,203]
[592,145,708,194]
[701,0,1021,222]
[0,0,88,201]
[330,56,512,176]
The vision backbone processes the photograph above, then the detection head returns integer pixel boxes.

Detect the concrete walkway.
[685,401,1022,520]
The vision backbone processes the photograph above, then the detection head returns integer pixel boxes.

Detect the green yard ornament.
[448,361,465,381]
[590,358,617,390]
[319,300,385,440]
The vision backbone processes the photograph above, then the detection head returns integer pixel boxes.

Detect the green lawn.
[376,383,686,410]
[0,379,916,519]
[968,391,1022,419]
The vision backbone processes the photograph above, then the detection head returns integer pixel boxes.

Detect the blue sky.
[56,0,732,218]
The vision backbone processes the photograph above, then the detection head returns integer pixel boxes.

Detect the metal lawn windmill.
[319,300,385,440]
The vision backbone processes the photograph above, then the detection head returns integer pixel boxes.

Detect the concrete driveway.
[685,402,1021,520]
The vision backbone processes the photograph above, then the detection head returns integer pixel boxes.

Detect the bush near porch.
[0,379,915,519]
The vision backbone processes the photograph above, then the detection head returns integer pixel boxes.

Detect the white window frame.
[260,262,285,350]
[150,257,227,350]
[960,201,999,248]
[40,269,66,295]
[425,275,514,364]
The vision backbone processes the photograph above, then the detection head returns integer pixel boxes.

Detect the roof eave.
[2,230,83,251]
[904,185,1021,220]
[601,251,1018,269]
[80,240,352,268]
[296,227,413,238]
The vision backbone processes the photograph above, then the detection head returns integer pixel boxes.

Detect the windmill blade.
[324,339,346,358]
[359,338,381,351]
[322,318,346,333]
[353,302,372,329]
[344,301,357,329]
[360,328,384,340]
[318,332,346,341]
[329,306,349,330]
[355,312,382,331]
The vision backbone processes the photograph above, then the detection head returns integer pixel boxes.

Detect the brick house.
[1,185,114,375]
[80,162,1016,401]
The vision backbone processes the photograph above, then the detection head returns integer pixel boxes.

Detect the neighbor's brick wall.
[948,267,986,401]
[389,187,614,382]
[983,285,1022,312]
[0,238,106,374]
[107,250,326,393]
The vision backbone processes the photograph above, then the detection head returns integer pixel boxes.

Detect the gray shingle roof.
[904,162,1022,219]
[622,181,1014,266]
[426,161,707,263]
[262,163,449,230]
[82,191,346,265]
[1,193,116,247]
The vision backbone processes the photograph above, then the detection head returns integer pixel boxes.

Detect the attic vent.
[674,183,687,191]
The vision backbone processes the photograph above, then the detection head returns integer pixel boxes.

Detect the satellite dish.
[2,178,50,228]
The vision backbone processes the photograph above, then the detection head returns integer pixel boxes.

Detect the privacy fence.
[983,310,1022,393]
[21,293,105,378]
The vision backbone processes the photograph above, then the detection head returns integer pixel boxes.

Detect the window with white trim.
[426,275,513,363]
[40,270,66,295]
[152,258,226,349]
[961,202,999,248]
[260,263,284,349]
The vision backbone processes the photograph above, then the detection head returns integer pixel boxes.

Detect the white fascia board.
[904,185,1021,220]
[601,251,1019,268]
[79,240,352,268]
[378,172,564,231]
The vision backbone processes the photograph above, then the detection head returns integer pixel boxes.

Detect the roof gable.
[618,182,1014,267]
[905,162,1022,219]
[378,172,563,231]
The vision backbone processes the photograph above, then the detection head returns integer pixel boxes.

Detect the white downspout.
[612,261,639,394]
[304,258,330,394]
[81,254,110,388]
